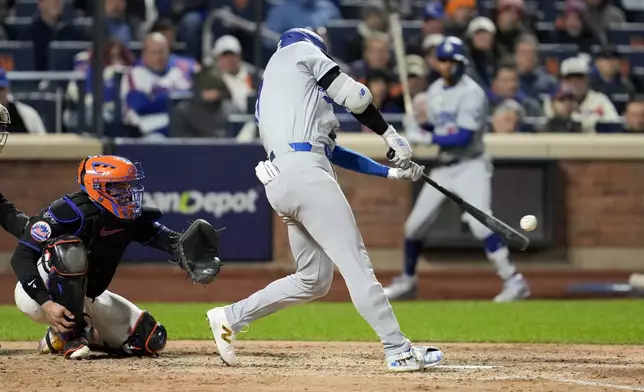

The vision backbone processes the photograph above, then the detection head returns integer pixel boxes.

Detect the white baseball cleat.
[386,346,444,372]
[383,274,418,301]
[494,273,531,302]
[206,307,238,366]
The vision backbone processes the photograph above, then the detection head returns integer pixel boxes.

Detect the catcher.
[12,154,223,359]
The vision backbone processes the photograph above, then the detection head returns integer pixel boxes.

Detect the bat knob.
[387,149,395,160]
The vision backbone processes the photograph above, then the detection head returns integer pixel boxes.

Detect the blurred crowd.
[0,0,643,138]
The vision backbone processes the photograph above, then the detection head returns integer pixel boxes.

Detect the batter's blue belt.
[269,142,333,162]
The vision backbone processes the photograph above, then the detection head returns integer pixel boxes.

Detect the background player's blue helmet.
[277,28,328,53]
[435,36,469,81]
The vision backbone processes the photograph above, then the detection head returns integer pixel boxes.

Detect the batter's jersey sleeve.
[295,43,340,82]
[457,86,487,131]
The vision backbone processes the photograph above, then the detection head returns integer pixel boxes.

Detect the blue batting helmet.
[435,36,469,81]
[277,28,328,53]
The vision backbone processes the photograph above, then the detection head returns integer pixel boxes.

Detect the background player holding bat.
[383,36,531,303]
[11,155,223,359]
[206,28,444,372]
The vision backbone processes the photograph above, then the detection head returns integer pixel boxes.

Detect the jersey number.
[254,78,264,124]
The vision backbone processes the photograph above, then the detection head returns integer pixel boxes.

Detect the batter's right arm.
[316,67,413,169]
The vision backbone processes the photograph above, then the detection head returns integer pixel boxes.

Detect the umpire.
[0,102,29,238]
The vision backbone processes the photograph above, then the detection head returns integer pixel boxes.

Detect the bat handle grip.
[386,149,395,160]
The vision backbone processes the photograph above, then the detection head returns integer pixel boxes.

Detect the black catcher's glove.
[172,219,224,284]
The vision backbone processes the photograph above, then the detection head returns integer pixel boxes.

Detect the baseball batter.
[383,37,531,302]
[206,28,444,372]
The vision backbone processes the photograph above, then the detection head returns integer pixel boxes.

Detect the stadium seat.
[14,93,58,133]
[607,23,644,46]
[49,41,91,71]
[0,41,34,71]
[325,20,420,62]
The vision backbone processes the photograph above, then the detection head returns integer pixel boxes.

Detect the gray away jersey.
[426,75,487,162]
[256,42,340,157]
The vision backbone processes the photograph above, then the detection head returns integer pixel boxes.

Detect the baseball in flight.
[520,215,538,231]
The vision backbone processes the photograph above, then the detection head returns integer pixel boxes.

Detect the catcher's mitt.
[172,219,224,285]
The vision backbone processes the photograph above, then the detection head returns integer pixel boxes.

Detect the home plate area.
[1,341,643,392]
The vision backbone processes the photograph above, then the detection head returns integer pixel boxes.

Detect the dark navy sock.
[404,239,423,277]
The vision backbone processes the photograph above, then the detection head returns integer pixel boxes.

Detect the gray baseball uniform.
[406,75,495,241]
[403,74,517,282]
[224,42,411,357]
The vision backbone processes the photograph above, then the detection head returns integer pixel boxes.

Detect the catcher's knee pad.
[122,311,167,357]
[43,235,88,330]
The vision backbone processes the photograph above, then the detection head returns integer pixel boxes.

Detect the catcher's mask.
[0,103,10,154]
[77,155,145,219]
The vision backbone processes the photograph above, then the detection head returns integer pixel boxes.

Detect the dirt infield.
[1,341,642,391]
[0,265,634,304]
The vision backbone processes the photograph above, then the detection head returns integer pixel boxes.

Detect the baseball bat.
[386,149,530,250]
[385,0,414,116]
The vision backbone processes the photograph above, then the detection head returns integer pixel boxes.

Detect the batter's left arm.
[330,144,423,181]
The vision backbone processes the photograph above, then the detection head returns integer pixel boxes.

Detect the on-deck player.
[383,37,531,302]
[206,28,444,372]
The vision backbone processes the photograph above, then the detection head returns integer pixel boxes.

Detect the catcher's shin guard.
[43,235,89,334]
[121,311,167,357]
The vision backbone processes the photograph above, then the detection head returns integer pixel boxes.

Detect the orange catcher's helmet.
[77,155,145,219]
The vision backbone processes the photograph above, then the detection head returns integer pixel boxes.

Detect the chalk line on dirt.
[435,365,502,370]
[549,378,644,391]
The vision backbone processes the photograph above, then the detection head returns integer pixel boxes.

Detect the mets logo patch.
[30,221,52,242]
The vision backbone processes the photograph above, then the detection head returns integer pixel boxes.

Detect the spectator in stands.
[346,6,388,63]
[443,0,476,37]
[121,33,193,138]
[590,46,636,98]
[105,0,135,45]
[265,0,342,37]
[491,99,525,133]
[407,2,444,56]
[24,0,87,70]
[154,0,211,61]
[211,0,268,63]
[364,69,401,114]
[465,17,499,88]
[583,0,626,36]
[406,55,429,98]
[83,38,136,127]
[544,56,619,132]
[540,85,582,132]
[552,2,599,54]
[514,34,557,101]
[488,63,543,117]
[350,35,391,81]
[623,97,644,132]
[421,34,444,86]
[211,35,254,114]
[149,19,200,78]
[0,69,46,134]
[493,0,530,60]
[170,66,234,138]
